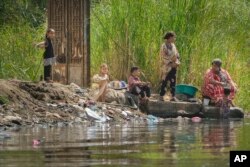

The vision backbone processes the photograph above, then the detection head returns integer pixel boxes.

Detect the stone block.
[229,107,244,118]
[202,106,221,118]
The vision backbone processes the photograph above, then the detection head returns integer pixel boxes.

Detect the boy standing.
[36,28,56,82]
[128,67,151,100]
[159,31,180,101]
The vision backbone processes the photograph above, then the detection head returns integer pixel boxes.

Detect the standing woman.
[36,28,56,82]
[159,31,180,101]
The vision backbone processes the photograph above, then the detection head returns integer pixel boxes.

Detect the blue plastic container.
[175,84,198,97]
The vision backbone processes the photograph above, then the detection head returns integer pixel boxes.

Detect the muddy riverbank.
[0,79,152,130]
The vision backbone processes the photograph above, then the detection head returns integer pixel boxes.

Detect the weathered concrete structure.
[145,100,244,119]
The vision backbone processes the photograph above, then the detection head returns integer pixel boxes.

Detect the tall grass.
[90,0,250,110]
[0,0,46,81]
[0,24,45,81]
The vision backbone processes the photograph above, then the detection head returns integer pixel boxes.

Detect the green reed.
[0,24,45,81]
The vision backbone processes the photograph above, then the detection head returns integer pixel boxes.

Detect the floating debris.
[85,108,103,121]
[191,117,202,123]
[0,132,11,140]
[32,139,41,146]
[147,115,159,123]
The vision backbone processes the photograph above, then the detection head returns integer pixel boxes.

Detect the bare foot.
[170,97,179,102]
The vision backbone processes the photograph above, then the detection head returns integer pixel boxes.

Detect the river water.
[0,118,250,167]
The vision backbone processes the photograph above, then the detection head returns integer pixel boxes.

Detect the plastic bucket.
[203,98,210,106]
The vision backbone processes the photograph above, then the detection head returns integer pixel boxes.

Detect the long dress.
[202,68,236,104]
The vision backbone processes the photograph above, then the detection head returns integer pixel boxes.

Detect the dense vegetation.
[0,0,46,80]
[0,0,249,110]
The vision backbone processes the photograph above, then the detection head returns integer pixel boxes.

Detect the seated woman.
[91,64,133,106]
[128,66,151,102]
[202,58,237,107]
[92,63,109,102]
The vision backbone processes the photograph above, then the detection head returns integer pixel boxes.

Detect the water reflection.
[0,119,248,167]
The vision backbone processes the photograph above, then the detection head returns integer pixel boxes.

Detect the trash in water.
[46,103,57,107]
[0,132,11,140]
[191,116,202,123]
[32,139,41,146]
[124,110,132,115]
[101,112,110,121]
[85,108,103,121]
[90,105,98,111]
[74,117,82,123]
[79,112,86,118]
[121,111,128,117]
[147,115,159,123]
[72,104,84,111]
[32,137,45,147]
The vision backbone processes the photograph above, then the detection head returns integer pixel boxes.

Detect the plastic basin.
[175,84,198,97]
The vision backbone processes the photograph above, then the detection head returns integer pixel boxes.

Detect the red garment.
[202,68,236,104]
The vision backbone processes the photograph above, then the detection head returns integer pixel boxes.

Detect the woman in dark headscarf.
[202,58,237,106]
